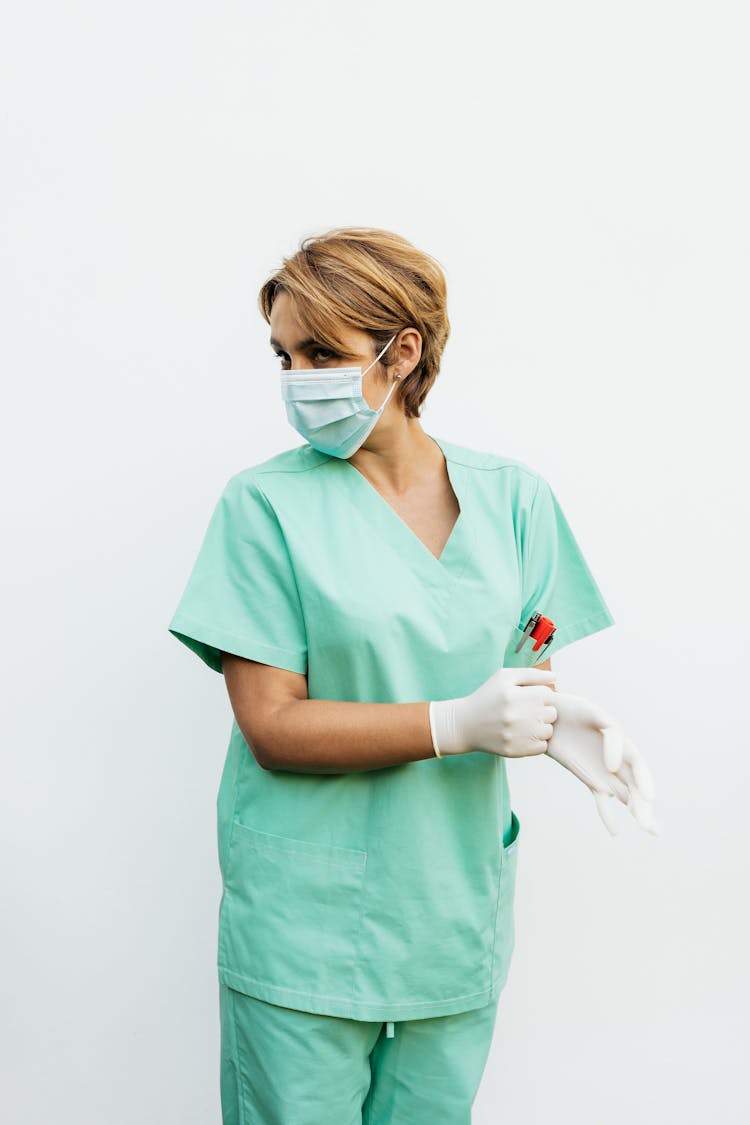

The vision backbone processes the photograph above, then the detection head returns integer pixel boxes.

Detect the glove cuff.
[428,701,444,758]
[429,699,465,757]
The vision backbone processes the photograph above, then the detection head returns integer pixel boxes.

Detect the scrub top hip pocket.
[490,810,521,994]
[218,820,367,1002]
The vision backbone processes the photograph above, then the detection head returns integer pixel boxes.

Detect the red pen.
[514,612,556,661]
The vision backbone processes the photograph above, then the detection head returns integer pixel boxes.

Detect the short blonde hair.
[258,227,450,419]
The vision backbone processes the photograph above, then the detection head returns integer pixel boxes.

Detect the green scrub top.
[168,434,614,1022]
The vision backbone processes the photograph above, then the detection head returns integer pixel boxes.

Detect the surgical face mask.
[279,334,400,458]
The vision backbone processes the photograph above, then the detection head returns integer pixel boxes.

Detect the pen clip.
[514,612,556,662]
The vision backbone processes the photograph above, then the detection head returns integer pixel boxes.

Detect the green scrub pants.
[219,983,500,1124]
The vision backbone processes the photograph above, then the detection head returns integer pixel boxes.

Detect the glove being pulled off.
[544,690,659,837]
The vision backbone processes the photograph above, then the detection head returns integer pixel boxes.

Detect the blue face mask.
[279,334,400,459]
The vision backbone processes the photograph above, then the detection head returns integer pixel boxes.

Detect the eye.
[273,348,336,367]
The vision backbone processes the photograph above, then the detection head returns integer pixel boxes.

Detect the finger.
[619,772,654,828]
[546,750,627,804]
[593,790,620,835]
[566,699,627,774]
[628,788,660,835]
[589,762,629,804]
[610,759,642,808]
[541,704,558,723]
[601,723,624,773]
[527,686,559,710]
[621,735,656,802]
[514,668,558,685]
[606,770,631,805]
[617,742,657,806]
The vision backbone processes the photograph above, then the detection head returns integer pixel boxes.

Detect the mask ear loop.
[362,332,399,379]
[364,335,403,418]
[359,333,408,427]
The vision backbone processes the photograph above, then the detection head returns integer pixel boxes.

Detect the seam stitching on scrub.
[220,791,243,979]
[540,609,616,656]
[244,453,541,480]
[217,967,495,1009]
[234,459,332,480]
[438,449,542,481]
[248,476,311,657]
[415,437,544,480]
[227,985,249,1125]
[170,613,306,662]
[237,840,366,868]
[550,609,615,637]
[487,763,505,994]
[232,822,366,862]
[348,847,371,1007]
[172,612,305,657]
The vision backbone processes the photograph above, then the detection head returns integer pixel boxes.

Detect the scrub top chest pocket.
[218,821,368,1004]
[504,623,553,668]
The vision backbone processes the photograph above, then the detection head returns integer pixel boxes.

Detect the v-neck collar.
[331,433,475,586]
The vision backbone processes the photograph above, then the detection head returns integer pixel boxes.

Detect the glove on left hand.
[543,690,659,836]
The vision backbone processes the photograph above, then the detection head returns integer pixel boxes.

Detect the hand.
[429,667,559,759]
[543,690,659,836]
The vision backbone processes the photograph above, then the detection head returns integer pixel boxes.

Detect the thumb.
[601,723,625,773]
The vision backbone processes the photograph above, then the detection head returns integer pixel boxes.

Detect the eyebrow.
[269,336,321,352]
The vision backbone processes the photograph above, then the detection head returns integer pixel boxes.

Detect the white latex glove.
[429,667,559,759]
[543,690,659,836]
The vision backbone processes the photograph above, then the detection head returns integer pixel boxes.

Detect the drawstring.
[386,1021,395,1038]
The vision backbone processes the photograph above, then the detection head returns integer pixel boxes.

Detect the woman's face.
[269,291,406,412]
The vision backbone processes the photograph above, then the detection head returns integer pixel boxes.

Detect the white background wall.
[2,2,747,1122]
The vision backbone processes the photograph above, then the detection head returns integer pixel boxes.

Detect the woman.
[168,227,628,1123]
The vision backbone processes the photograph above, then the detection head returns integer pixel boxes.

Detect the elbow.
[231,695,303,772]
[237,724,275,771]
[245,701,301,771]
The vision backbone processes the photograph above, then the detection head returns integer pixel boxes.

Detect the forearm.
[258,698,437,774]
[254,656,556,774]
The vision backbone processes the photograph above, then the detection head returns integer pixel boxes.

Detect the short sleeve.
[513,473,615,661]
[167,473,308,675]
